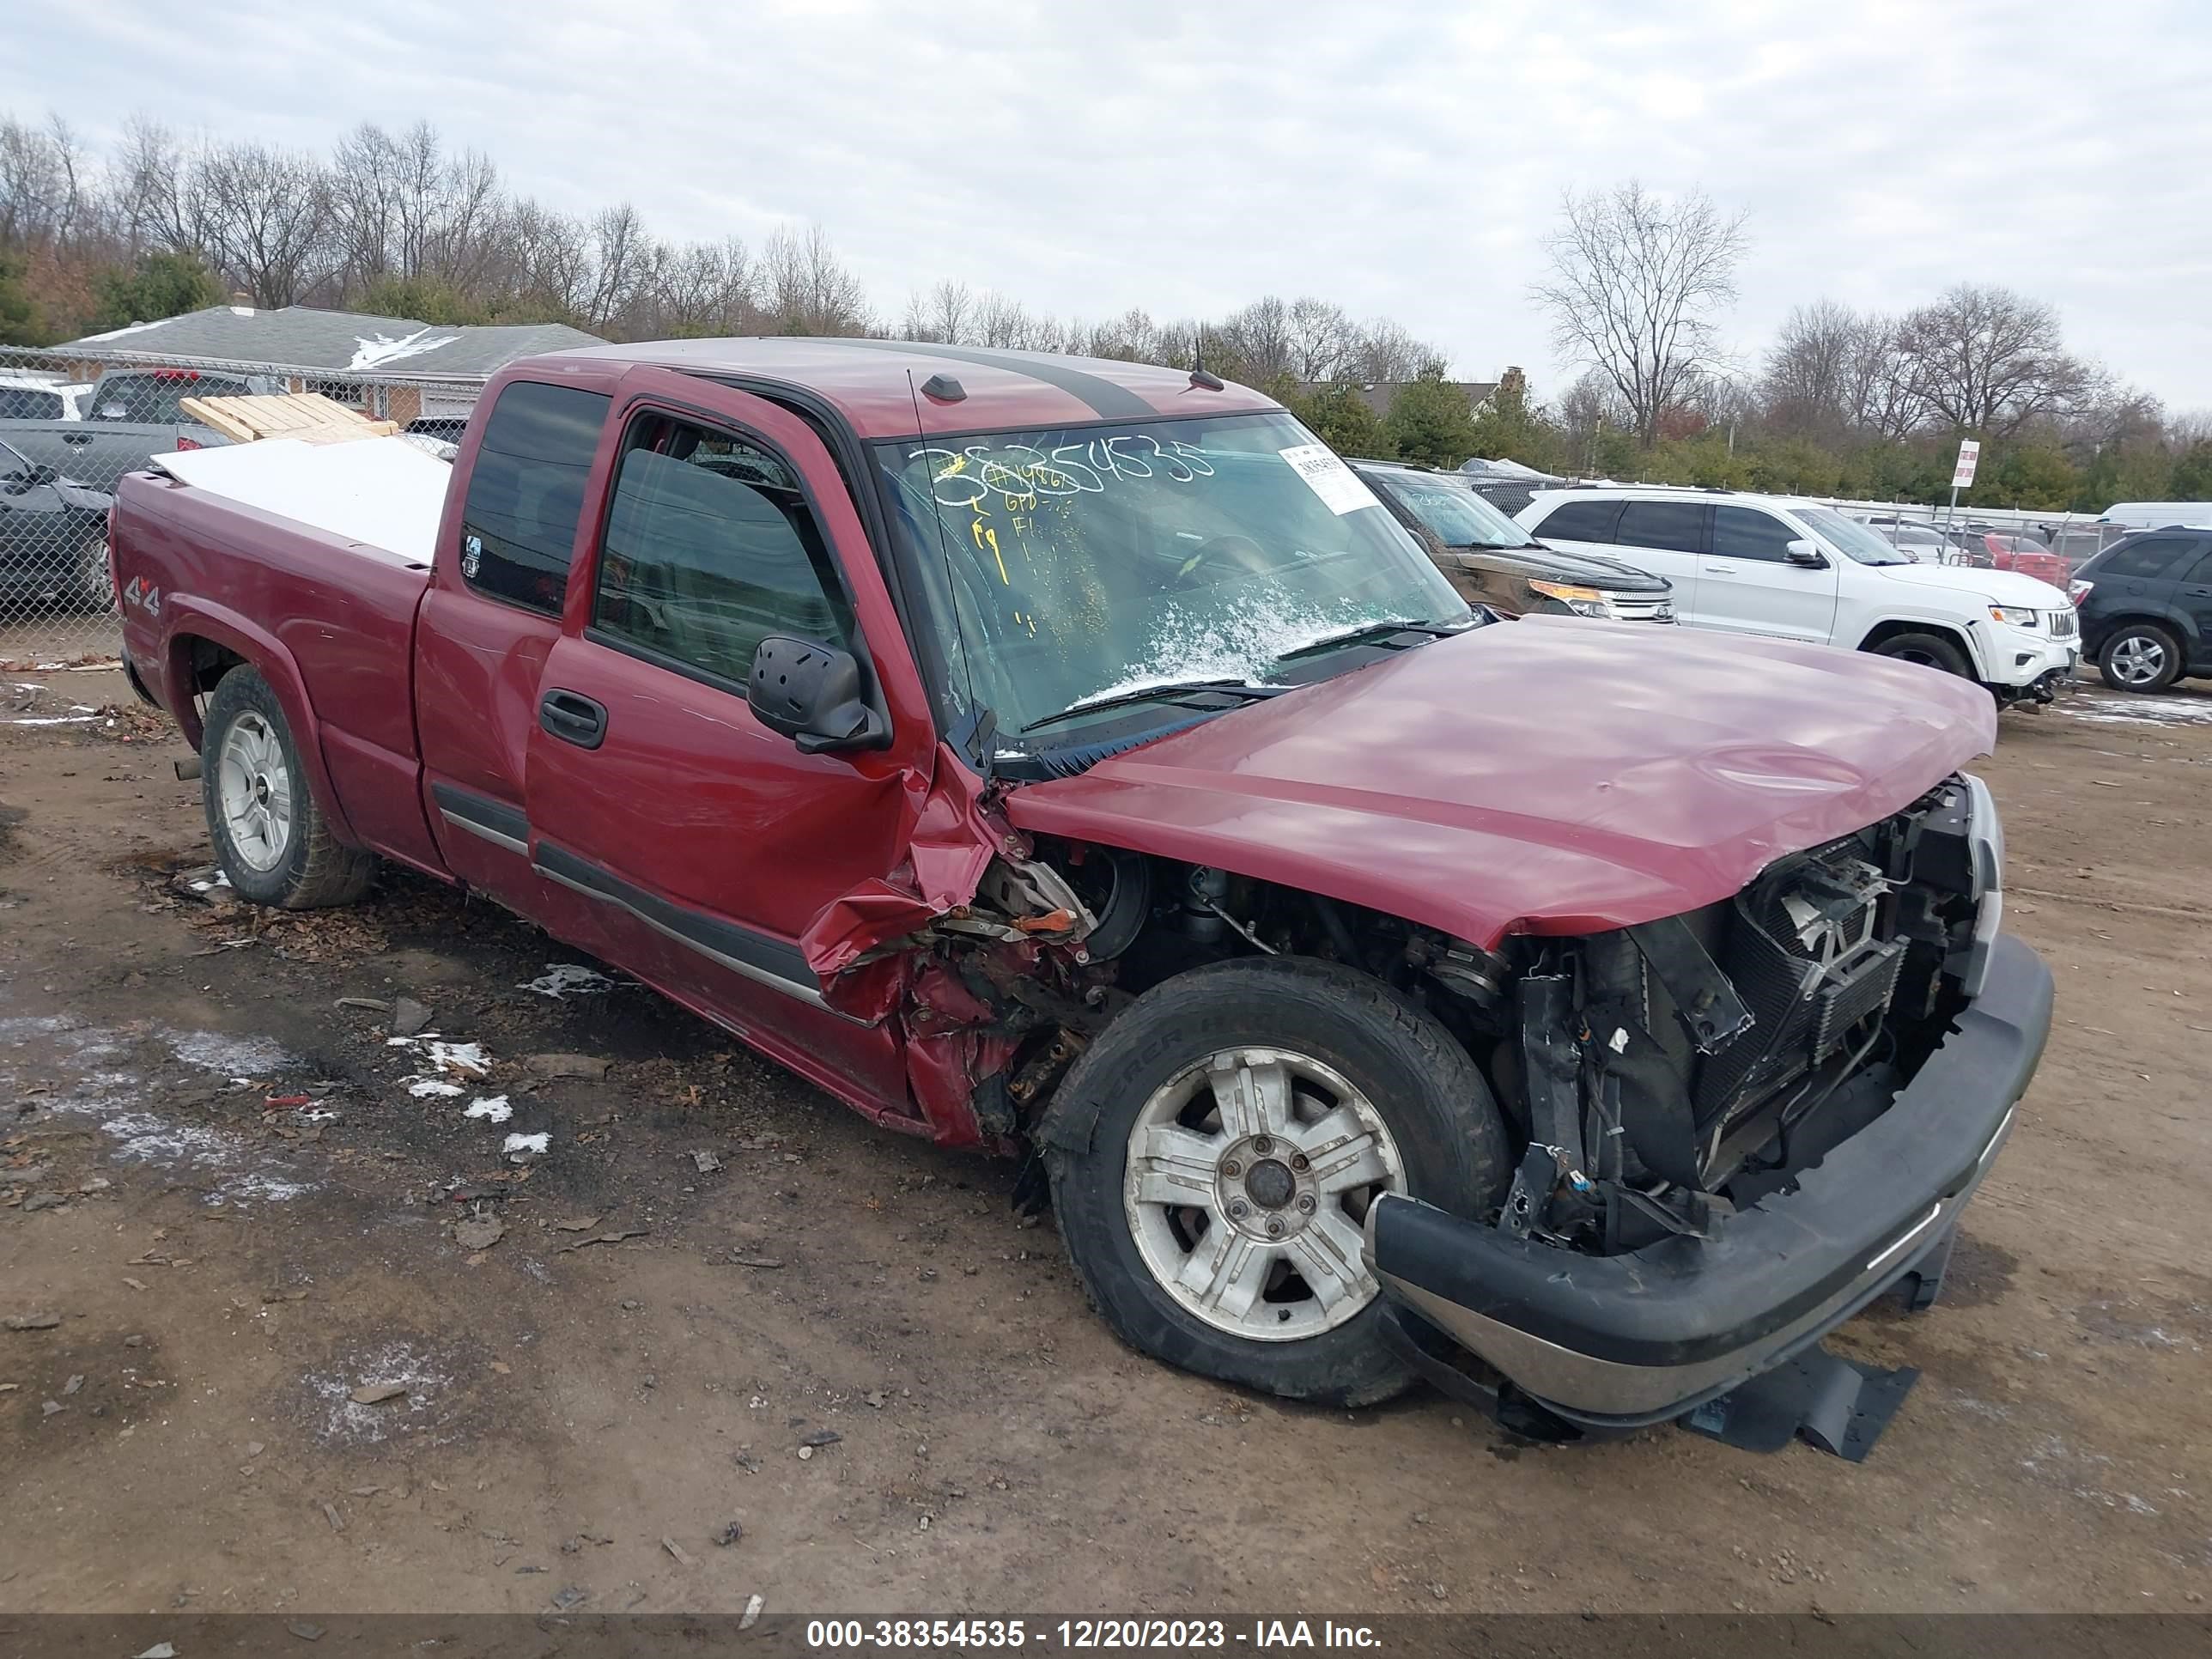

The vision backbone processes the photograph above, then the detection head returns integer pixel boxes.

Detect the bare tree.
[198,141,337,307]
[759,224,869,335]
[1217,295,1294,380]
[1533,179,1748,447]
[1285,295,1354,380]
[1891,283,2102,436]
[1759,300,1867,438]
[583,203,644,330]
[901,277,975,343]
[1341,318,1447,386]
[0,113,91,248]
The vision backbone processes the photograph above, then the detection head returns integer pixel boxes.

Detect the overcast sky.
[9,0,2211,407]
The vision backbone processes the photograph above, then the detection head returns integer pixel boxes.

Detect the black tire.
[2097,623,2184,692]
[1038,956,1511,1407]
[73,526,115,613]
[201,666,374,908]
[1870,631,1974,678]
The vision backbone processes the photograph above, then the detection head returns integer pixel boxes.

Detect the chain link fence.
[0,342,483,664]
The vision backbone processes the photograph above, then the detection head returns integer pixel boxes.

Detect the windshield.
[1372,470,1535,548]
[876,411,1471,739]
[1800,506,1913,566]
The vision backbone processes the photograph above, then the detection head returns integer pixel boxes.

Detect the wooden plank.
[177,397,259,442]
[177,392,384,444]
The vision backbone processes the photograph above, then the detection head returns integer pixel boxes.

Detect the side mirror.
[747,635,890,756]
[1784,539,1828,568]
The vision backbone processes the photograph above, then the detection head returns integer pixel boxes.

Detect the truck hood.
[1871,561,2072,608]
[1006,617,1996,949]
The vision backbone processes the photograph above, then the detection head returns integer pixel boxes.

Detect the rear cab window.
[457,380,613,616]
[90,371,253,423]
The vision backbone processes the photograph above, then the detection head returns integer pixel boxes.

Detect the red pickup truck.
[110,338,2051,1443]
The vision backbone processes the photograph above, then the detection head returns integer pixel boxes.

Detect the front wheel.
[1871,631,1973,678]
[202,666,375,908]
[1039,957,1511,1407]
[73,527,115,612]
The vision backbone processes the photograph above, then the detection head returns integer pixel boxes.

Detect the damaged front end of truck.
[808,753,2050,1450]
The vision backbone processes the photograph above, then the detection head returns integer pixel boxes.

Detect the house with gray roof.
[53,305,605,425]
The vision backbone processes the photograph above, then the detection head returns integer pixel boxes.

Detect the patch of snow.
[347,326,460,372]
[229,305,256,317]
[502,1131,550,1156]
[72,318,170,343]
[2061,693,2212,727]
[463,1094,512,1123]
[165,1027,295,1076]
[407,1078,465,1099]
[304,1342,448,1445]
[522,963,614,999]
[95,1113,313,1203]
[389,1036,491,1077]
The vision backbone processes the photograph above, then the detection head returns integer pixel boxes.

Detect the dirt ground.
[1,666,2207,1618]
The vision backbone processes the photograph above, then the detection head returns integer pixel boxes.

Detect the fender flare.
[159,597,362,850]
[1854,614,1990,678]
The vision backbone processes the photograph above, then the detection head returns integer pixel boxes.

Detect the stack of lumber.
[177,392,398,445]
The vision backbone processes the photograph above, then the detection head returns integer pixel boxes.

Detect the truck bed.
[112,465,445,874]
[149,437,450,566]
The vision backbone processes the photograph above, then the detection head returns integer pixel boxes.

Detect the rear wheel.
[1040,957,1510,1407]
[2099,623,2183,692]
[1871,631,1973,678]
[202,666,374,908]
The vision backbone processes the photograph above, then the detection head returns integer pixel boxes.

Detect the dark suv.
[1350,459,1674,622]
[2072,527,2212,691]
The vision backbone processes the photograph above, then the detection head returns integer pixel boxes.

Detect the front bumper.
[1982,623,2079,690]
[1364,931,2053,1426]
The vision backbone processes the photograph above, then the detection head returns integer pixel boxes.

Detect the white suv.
[1516,487,2080,705]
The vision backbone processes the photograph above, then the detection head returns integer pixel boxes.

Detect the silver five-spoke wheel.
[2106,632,2169,688]
[216,710,294,872]
[1124,1046,1404,1341]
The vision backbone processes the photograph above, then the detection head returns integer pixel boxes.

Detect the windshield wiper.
[1020,678,1288,734]
[1456,540,1538,551]
[1274,618,1467,663]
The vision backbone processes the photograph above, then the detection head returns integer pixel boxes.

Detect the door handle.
[1702,562,1736,574]
[538,690,608,750]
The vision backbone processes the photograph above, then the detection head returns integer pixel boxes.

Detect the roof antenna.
[1187,327,1223,392]
[904,369,994,781]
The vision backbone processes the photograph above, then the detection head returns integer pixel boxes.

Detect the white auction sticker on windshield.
[1279,444,1381,515]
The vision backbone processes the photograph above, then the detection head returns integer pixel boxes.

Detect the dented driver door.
[520,369,936,1119]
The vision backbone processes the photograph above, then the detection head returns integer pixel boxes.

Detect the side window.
[2179,549,2212,586]
[1616,501,1709,554]
[1534,497,1625,543]
[1711,506,1797,562]
[457,380,611,616]
[591,415,854,688]
[2096,535,2197,580]
[0,388,63,420]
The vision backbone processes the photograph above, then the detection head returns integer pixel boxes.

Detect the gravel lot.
[1,671,2207,1615]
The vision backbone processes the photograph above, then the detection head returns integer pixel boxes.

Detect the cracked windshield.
[876,411,1469,738]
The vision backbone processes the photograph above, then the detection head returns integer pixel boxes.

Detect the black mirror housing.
[747,635,890,756]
